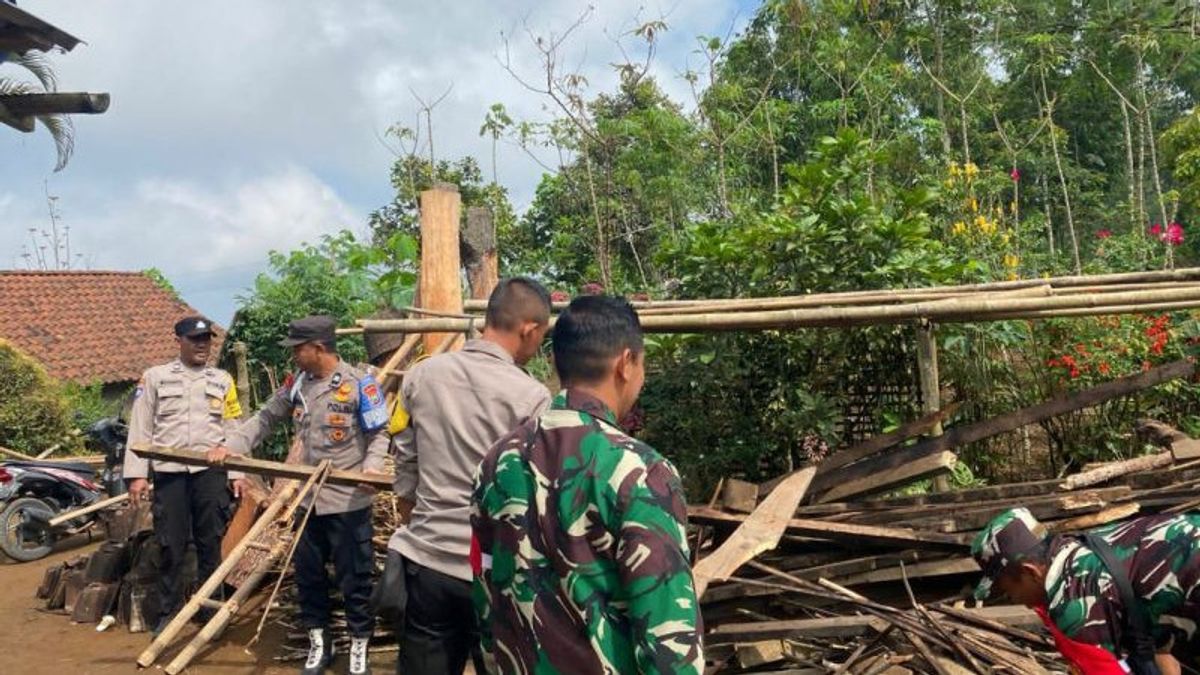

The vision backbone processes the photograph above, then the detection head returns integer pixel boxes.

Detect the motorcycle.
[0,418,128,562]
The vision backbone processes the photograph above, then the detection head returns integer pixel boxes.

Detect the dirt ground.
[0,539,395,675]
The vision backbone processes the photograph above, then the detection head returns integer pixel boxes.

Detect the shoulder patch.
[357,373,387,431]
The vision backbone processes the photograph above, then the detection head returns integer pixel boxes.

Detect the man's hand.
[230,478,251,500]
[397,496,415,525]
[128,478,151,505]
[206,445,233,465]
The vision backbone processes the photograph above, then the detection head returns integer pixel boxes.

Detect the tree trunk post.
[916,320,949,492]
[464,206,499,301]
[232,341,250,413]
[419,182,464,354]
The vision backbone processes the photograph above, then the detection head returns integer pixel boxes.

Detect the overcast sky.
[1,1,752,324]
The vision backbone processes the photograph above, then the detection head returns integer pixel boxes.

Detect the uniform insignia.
[133,377,145,399]
[329,428,347,443]
[209,397,222,410]
[327,402,354,414]
[327,413,349,427]
[334,382,353,402]
[330,372,343,388]
[292,407,304,422]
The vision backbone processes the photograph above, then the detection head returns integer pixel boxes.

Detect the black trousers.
[396,558,486,675]
[295,507,375,637]
[151,469,231,620]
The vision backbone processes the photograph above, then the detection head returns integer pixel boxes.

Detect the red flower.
[1069,367,1081,379]
[1098,362,1111,375]
[1150,223,1164,236]
[550,290,570,303]
[1096,229,1112,239]
[1010,168,1020,181]
[1166,222,1185,246]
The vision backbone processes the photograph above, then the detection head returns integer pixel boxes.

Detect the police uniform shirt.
[228,359,390,515]
[124,359,242,479]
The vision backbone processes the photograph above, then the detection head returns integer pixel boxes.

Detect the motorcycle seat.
[2,460,96,476]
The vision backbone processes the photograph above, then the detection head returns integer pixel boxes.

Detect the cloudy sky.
[1,1,753,324]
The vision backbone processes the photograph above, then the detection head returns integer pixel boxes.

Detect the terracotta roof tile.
[0,271,224,384]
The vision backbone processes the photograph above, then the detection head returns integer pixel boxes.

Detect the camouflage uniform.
[974,508,1200,661]
[470,389,704,675]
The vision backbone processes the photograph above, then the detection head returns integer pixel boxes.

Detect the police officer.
[212,315,389,675]
[124,315,246,635]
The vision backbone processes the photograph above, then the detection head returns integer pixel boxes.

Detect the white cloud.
[0,0,751,321]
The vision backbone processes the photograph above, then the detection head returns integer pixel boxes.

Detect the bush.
[0,339,73,454]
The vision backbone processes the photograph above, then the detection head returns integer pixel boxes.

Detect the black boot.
[301,627,334,675]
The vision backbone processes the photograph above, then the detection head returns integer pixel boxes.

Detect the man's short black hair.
[552,295,644,385]
[486,277,552,331]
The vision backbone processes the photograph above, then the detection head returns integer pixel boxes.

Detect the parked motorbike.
[0,418,128,562]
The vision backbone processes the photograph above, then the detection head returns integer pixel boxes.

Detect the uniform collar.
[171,358,210,375]
[462,338,516,365]
[553,388,619,426]
[305,358,346,383]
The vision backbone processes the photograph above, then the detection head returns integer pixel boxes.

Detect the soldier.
[470,295,704,674]
[388,277,553,675]
[973,507,1200,675]
[124,315,245,635]
[212,315,389,675]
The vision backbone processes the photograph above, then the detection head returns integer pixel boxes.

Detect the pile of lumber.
[691,400,1200,672]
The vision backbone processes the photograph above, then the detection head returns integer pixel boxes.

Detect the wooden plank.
[690,507,970,551]
[1060,452,1174,490]
[760,404,964,498]
[693,468,815,596]
[809,360,1193,497]
[891,489,1122,533]
[707,605,1040,643]
[0,445,105,467]
[48,493,128,527]
[128,446,393,490]
[1136,418,1200,460]
[834,557,978,587]
[846,486,1133,526]
[817,451,957,503]
[1049,503,1141,533]
[721,478,759,513]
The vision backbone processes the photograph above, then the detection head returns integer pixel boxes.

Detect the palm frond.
[36,113,74,172]
[11,51,58,92]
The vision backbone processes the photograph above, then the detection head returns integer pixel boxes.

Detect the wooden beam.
[818,403,962,475]
[418,183,464,354]
[48,493,129,527]
[693,468,815,596]
[834,557,978,587]
[0,92,110,115]
[1060,452,1174,490]
[810,360,1194,498]
[1049,503,1141,533]
[689,507,970,551]
[1137,418,1200,461]
[817,451,957,503]
[128,446,393,489]
[706,605,1040,643]
[721,478,759,513]
[0,444,104,467]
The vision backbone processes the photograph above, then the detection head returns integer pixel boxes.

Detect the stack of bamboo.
[351,268,1200,335]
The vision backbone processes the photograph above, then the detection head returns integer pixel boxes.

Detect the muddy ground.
[0,539,395,675]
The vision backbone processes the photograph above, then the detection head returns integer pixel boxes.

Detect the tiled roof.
[0,271,224,384]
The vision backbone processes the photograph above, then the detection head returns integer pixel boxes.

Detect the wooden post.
[232,341,250,413]
[916,321,950,492]
[464,206,499,301]
[419,182,464,353]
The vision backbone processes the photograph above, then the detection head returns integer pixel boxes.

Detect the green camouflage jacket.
[1046,513,1200,655]
[470,389,704,674]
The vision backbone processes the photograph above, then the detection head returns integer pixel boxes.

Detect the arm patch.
[358,374,388,431]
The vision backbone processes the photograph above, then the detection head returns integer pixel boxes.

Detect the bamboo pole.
[48,493,128,527]
[915,321,949,493]
[361,285,1200,334]
[461,268,1200,312]
[376,331,421,391]
[0,444,105,466]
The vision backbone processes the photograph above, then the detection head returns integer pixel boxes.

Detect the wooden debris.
[721,478,760,513]
[694,468,815,596]
[128,445,393,489]
[1059,452,1174,490]
[1137,418,1200,460]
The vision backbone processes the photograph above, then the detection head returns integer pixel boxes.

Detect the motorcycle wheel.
[0,497,56,562]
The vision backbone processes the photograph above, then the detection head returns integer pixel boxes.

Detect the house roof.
[0,1,82,54]
[0,271,224,384]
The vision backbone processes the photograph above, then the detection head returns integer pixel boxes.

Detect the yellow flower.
[967,197,978,212]
[974,215,996,235]
[1003,253,1019,269]
[1010,200,1018,214]
[943,178,955,188]
[964,162,979,180]
[951,221,968,236]
[1007,271,1019,281]
[1001,232,1011,245]
[948,161,961,177]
